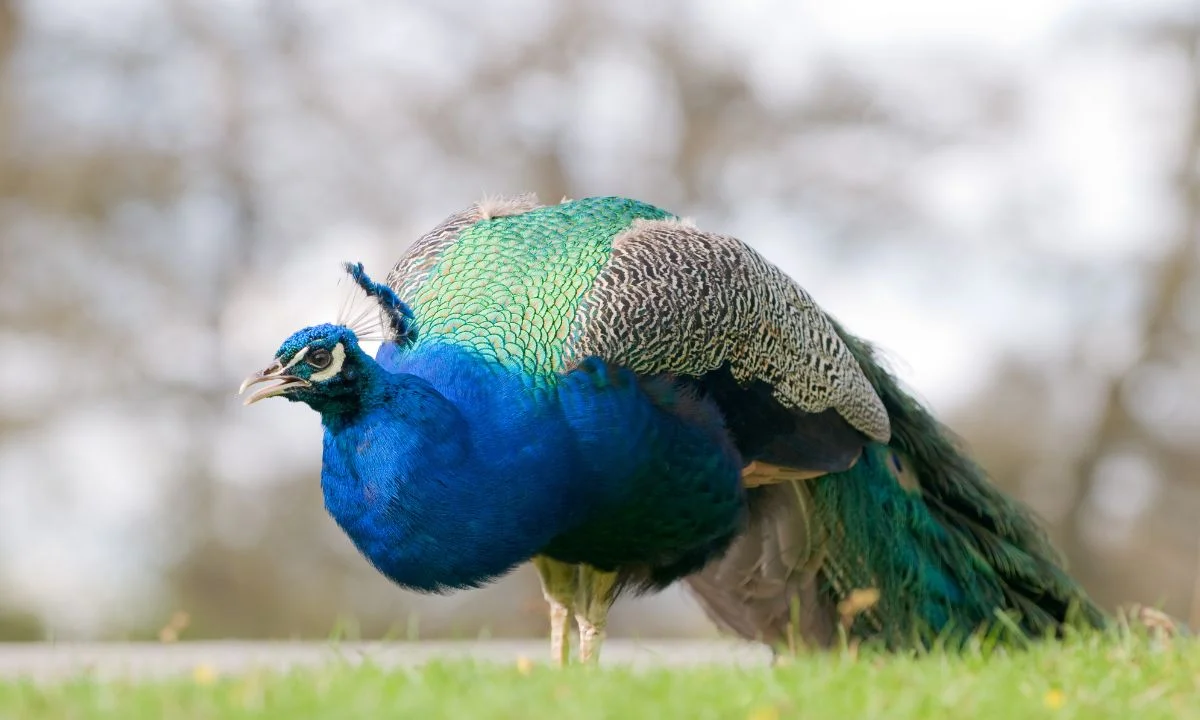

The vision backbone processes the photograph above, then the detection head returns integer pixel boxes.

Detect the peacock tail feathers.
[686,325,1107,651]
[823,327,1107,642]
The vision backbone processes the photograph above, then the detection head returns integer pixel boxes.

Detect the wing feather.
[568,217,890,442]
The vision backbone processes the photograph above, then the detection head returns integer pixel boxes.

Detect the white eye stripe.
[309,343,346,382]
[281,346,309,371]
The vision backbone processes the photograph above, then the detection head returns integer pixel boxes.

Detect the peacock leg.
[531,556,578,666]
[575,564,619,664]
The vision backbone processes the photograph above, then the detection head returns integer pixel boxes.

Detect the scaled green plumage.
[398,197,670,380]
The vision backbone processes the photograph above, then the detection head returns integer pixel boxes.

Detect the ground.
[0,635,1196,719]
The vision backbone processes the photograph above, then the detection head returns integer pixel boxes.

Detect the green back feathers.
[398,197,671,379]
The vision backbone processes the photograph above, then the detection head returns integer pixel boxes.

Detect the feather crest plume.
[335,261,417,345]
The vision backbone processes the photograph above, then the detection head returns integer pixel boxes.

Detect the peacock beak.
[238,360,311,405]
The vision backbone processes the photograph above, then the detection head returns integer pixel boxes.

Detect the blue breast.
[321,341,745,593]
[321,342,589,592]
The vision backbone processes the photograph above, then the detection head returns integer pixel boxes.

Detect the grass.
[1,634,1198,720]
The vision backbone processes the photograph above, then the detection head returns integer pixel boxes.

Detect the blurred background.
[0,0,1198,642]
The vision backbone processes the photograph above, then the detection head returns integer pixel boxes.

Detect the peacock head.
[238,262,416,413]
[238,323,366,409]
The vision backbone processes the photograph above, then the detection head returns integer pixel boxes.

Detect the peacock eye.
[307,348,333,370]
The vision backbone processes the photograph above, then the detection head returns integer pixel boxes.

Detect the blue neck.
[317,347,587,592]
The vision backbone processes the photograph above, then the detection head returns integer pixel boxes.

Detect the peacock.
[240,194,1111,664]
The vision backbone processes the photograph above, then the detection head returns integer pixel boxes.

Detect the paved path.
[0,640,774,681]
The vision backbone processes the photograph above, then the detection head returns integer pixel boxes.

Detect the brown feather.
[685,482,838,651]
[741,457,861,487]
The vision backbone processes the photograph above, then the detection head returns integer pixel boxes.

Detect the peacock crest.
[335,262,417,347]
